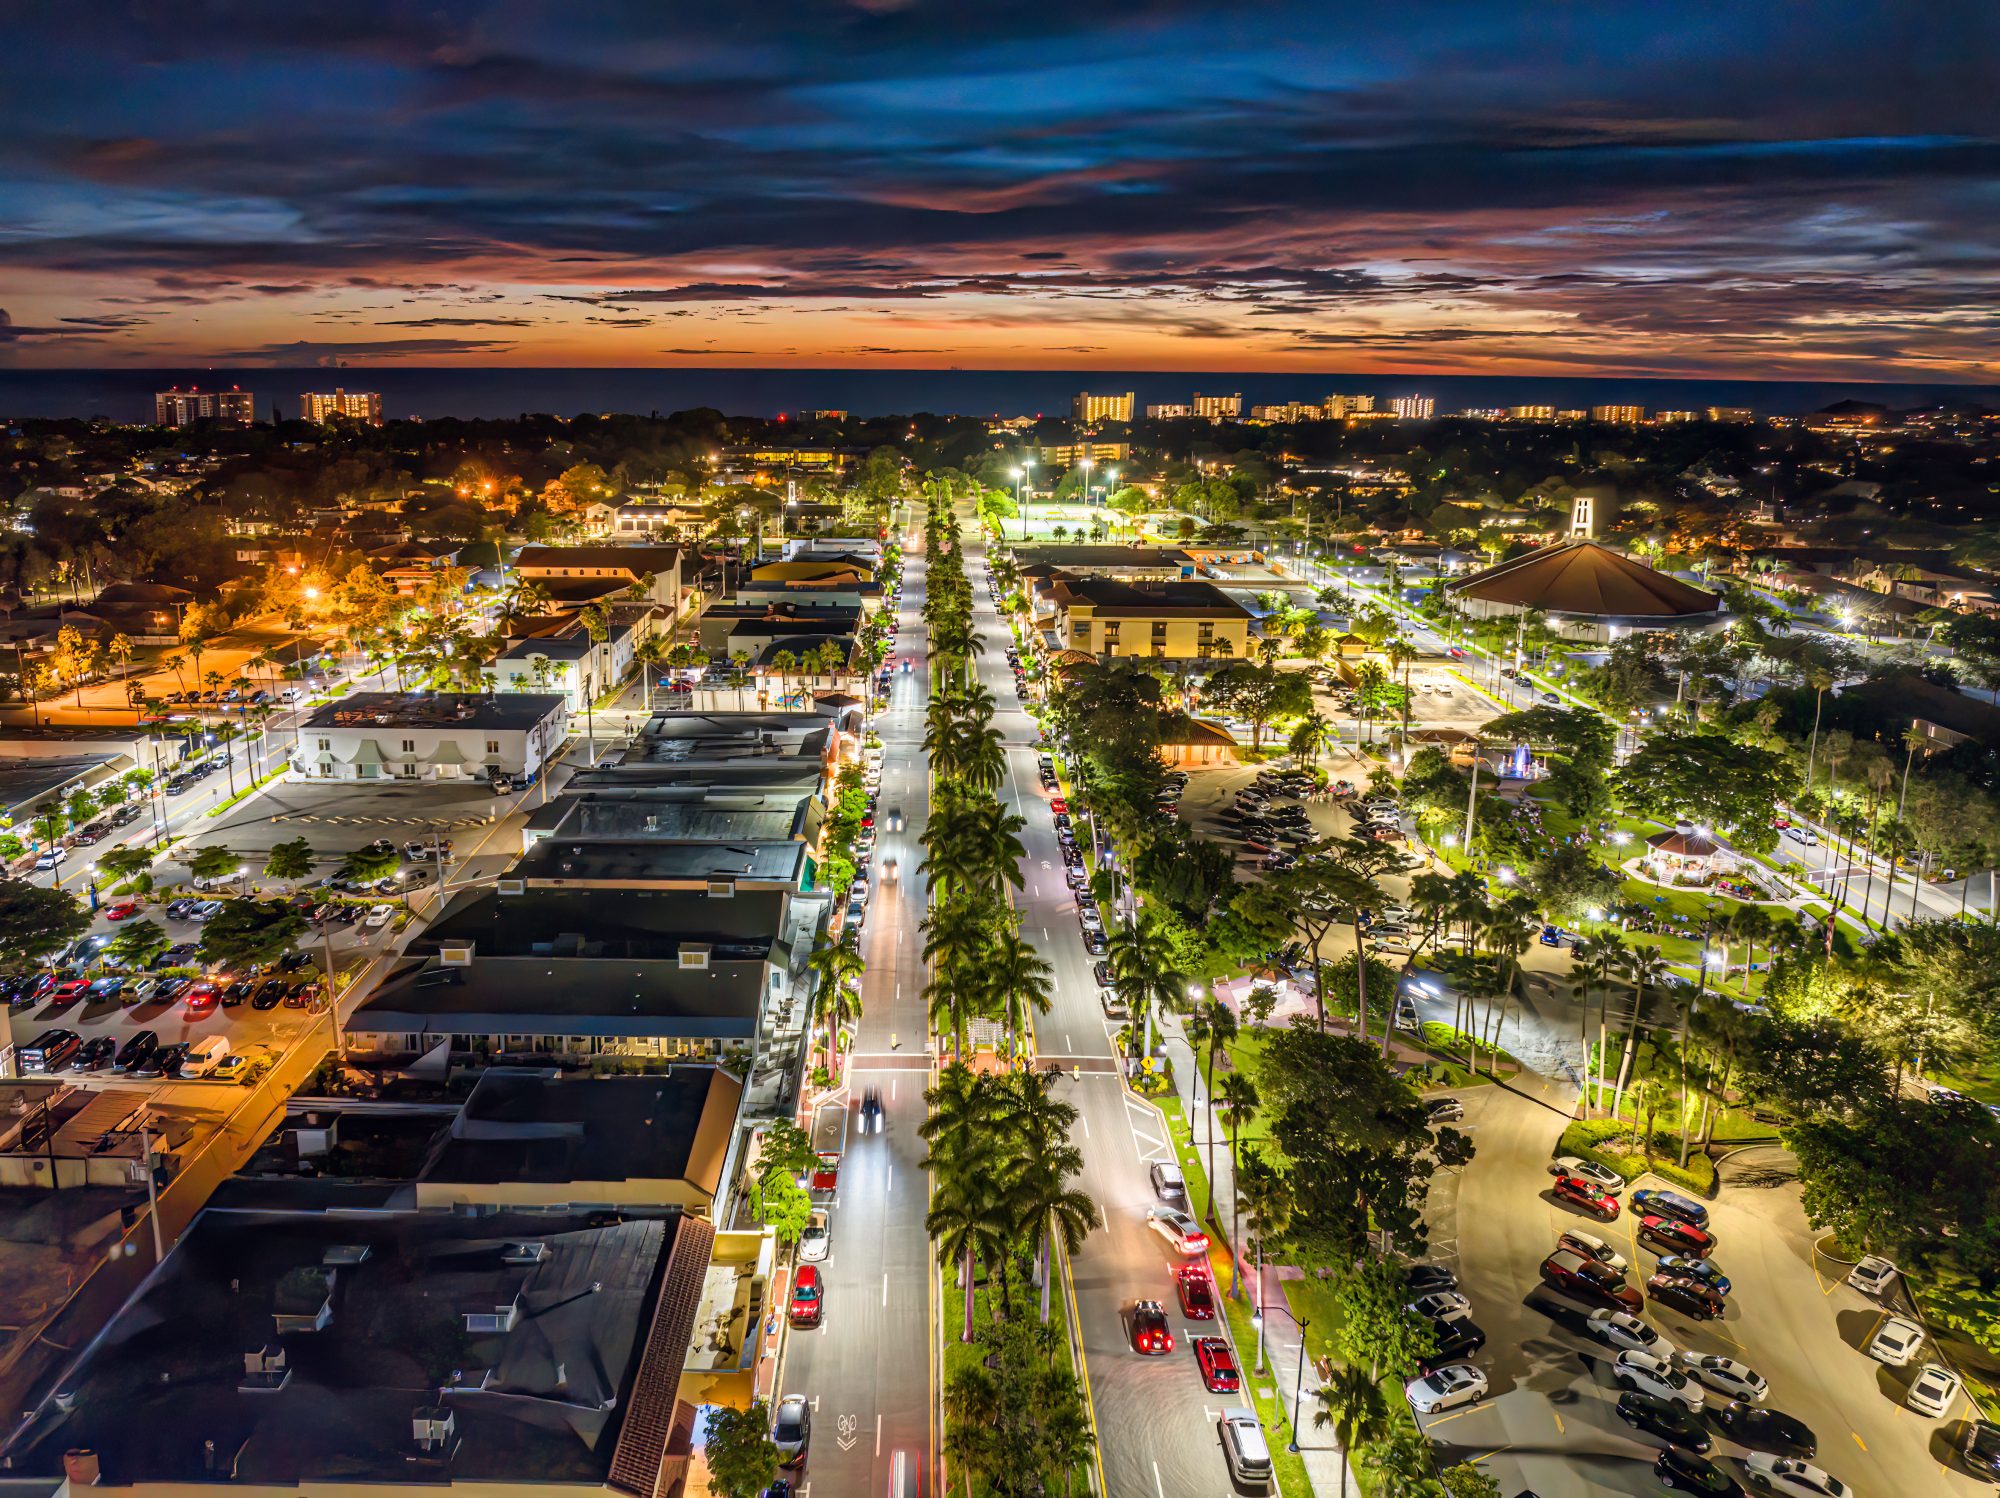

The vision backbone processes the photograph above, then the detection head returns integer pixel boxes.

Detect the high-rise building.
[300,388,383,425]
[1508,405,1556,420]
[1249,402,1323,423]
[154,387,254,427]
[1656,410,1700,423]
[1321,393,1377,418]
[1389,395,1436,420]
[1072,391,1135,424]
[1707,407,1756,423]
[1591,404,1645,424]
[1461,408,1507,421]
[1190,392,1242,420]
[1145,403,1192,419]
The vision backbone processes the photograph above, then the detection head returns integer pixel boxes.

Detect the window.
[317,738,330,751]
[486,740,500,754]
[401,739,415,752]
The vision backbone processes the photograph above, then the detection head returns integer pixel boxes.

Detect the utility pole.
[139,1125,164,1261]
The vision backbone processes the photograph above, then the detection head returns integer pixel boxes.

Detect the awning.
[431,741,467,764]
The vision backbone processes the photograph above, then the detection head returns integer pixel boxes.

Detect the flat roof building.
[292,692,569,784]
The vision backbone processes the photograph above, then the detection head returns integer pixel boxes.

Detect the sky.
[1,0,1996,380]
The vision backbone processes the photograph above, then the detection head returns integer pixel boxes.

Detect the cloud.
[207,336,521,364]
[379,315,538,327]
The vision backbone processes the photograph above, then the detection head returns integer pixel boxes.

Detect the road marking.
[1416,1404,1483,1429]
[1153,1462,1166,1498]
[1079,1112,1090,1138]
[882,1272,889,1307]
[1552,1411,1564,1434]
[876,1412,882,1456]
[1852,1431,1867,1451]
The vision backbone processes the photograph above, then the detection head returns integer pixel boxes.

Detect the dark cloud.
[208,337,521,364]
[380,315,538,327]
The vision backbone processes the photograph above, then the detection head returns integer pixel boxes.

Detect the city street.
[773,528,935,1495]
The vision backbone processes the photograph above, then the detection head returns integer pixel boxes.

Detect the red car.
[1638,1214,1716,1257]
[1540,1248,1643,1311]
[1130,1300,1173,1355]
[104,900,141,921]
[810,1152,840,1192]
[1175,1265,1216,1320]
[183,983,219,1018]
[1050,796,1068,815]
[1193,1335,1240,1393]
[1552,1174,1620,1221]
[47,978,91,1006]
[788,1265,823,1328]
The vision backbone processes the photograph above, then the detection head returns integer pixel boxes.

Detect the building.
[1145,402,1192,419]
[798,408,847,421]
[1072,390,1135,424]
[1249,402,1323,423]
[1707,407,1756,423]
[1038,576,1255,660]
[1657,409,1701,423]
[1591,404,1645,424]
[1444,539,1726,643]
[1508,404,1556,420]
[1191,392,1242,420]
[612,498,705,537]
[1390,395,1436,420]
[1035,440,1131,466]
[1012,544,1196,582]
[7,1203,716,1498]
[350,883,801,1064]
[153,386,254,426]
[300,388,383,425]
[490,610,649,709]
[1461,408,1507,421]
[511,544,683,609]
[1324,394,1375,417]
[292,692,569,784]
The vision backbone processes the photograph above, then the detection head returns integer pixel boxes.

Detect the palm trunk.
[962,1246,976,1342]
[1611,984,1643,1117]
[1039,1229,1053,1324]
[1352,916,1370,1040]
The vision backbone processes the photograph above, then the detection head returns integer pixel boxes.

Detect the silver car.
[772,1394,811,1467]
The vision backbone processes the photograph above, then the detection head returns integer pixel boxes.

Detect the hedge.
[1557,1118,1717,1197]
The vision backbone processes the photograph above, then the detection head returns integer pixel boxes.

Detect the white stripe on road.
[882,1273,889,1307]
[1154,1461,1166,1498]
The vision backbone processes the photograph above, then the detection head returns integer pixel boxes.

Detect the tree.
[1363,1423,1445,1498]
[703,1401,782,1498]
[1314,1362,1390,1498]
[944,1316,1095,1496]
[108,917,171,969]
[337,841,401,886]
[1440,1463,1506,1498]
[264,837,315,883]
[188,845,242,885]
[756,1170,813,1247]
[1613,730,1795,854]
[198,899,308,970]
[0,880,90,961]
[1216,1070,1260,1297]
[1332,1259,1436,1380]
[97,845,158,886]
[1203,662,1313,749]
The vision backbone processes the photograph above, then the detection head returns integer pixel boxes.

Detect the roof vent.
[497,878,525,896]
[412,1407,457,1451]
[500,1241,548,1265]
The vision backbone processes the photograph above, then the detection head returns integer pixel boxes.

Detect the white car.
[1404,1363,1487,1414]
[1586,1309,1671,1356]
[1783,825,1819,847]
[1079,906,1103,933]
[799,1209,831,1263]
[1614,1349,1704,1410]
[1144,1206,1209,1256]
[1866,1314,1926,1366]
[1407,1292,1472,1323]
[1906,1361,1961,1418]
[1846,1255,1898,1296]
[1741,1454,1851,1497]
[1550,1157,1623,1193]
[362,903,396,928]
[1673,1352,1767,1403]
[1558,1229,1628,1274]
[849,878,869,904]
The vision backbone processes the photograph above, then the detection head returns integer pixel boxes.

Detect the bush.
[1557,1118,1717,1196]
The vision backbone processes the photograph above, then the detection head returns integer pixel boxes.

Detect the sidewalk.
[1158,1014,1361,1498]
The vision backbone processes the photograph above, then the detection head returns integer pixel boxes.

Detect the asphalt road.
[1419,1083,1988,1498]
[775,531,935,1497]
[968,524,1259,1498]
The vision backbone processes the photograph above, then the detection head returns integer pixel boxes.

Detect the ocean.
[0,368,1993,424]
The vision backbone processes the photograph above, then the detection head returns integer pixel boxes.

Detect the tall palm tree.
[921,1063,1005,1340]
[1315,1363,1391,1497]
[997,1068,1100,1323]
[985,925,1054,1064]
[806,934,865,1078]
[1571,931,1625,1115]
[1190,996,1237,1216]
[1216,1071,1260,1299]
[1612,946,1671,1117]
[1478,897,1541,1058]
[1287,710,1336,770]
[1105,913,1186,1059]
[1234,1147,1292,1360]
[921,896,997,1055]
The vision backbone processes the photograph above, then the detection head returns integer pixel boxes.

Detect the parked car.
[1559,1229,1628,1274]
[1193,1335,1240,1393]
[1416,1318,1486,1375]
[1614,1350,1705,1410]
[1648,1274,1726,1321]
[18,1029,81,1072]
[1639,1214,1716,1257]
[1541,1248,1643,1311]
[1407,1291,1472,1323]
[1739,1454,1851,1497]
[1845,1256,1898,1296]
[1654,1444,1743,1496]
[114,1030,160,1073]
[772,1394,812,1468]
[1713,1402,1817,1458]
[1616,1390,1711,1452]
[799,1210,831,1263]
[1405,1265,1457,1294]
[1906,1361,1962,1418]
[1552,1173,1621,1221]
[69,1036,118,1072]
[1655,1255,1731,1296]
[362,903,396,928]
[1629,1188,1709,1229]
[1425,1096,1464,1125]
[1549,1156,1623,1193]
[1673,1353,1766,1403]
[1174,1265,1215,1320]
[1586,1309,1673,1356]
[1405,1363,1487,1414]
[788,1264,824,1328]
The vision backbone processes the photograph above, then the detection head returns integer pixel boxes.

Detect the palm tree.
[1612,946,1671,1118]
[1105,913,1186,1059]
[1189,996,1237,1216]
[998,1067,1100,1323]
[1571,931,1625,1115]
[1478,898,1541,1060]
[921,896,996,1055]
[634,634,665,705]
[985,925,1054,1064]
[1315,1363,1391,1497]
[1287,710,1336,770]
[1234,1147,1292,1363]
[921,1063,1005,1340]
[1216,1071,1259,1299]
[1628,1076,1671,1165]
[1352,660,1389,744]
[806,934,865,1078]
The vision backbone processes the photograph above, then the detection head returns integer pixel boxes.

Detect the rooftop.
[1446,540,1723,618]
[302,692,567,733]
[9,1207,699,1489]
[1014,544,1194,570]
[513,839,808,885]
[1046,576,1256,619]
[512,544,682,576]
[419,885,789,961]
[353,957,767,1040]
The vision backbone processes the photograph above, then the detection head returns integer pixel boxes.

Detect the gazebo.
[1644,828,1726,884]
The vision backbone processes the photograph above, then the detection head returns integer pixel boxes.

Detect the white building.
[300,389,383,424]
[1390,395,1437,420]
[292,693,569,784]
[1190,392,1242,419]
[1072,391,1135,424]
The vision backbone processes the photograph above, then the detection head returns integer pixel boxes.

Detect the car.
[772,1394,812,1468]
[1614,1350,1704,1410]
[209,1053,253,1082]
[1552,1174,1621,1221]
[1655,1445,1743,1495]
[183,983,219,1018]
[1550,1156,1623,1193]
[69,1036,118,1072]
[1405,1264,1457,1294]
[1654,1255,1730,1296]
[113,1030,160,1074]
[1558,1229,1628,1274]
[1713,1402,1817,1459]
[1092,961,1113,988]
[152,1041,192,1078]
[1417,1318,1486,1375]
[47,977,91,1005]
[1586,1309,1672,1355]
[1131,1300,1174,1354]
[362,903,396,928]
[1640,1214,1716,1256]
[1783,825,1819,847]
[788,1265,823,1328]
[104,899,141,921]
[1541,1248,1643,1311]
[1175,1265,1216,1320]
[1865,1314,1925,1366]
[799,1210,831,1264]
[34,846,66,869]
[1192,1335,1240,1393]
[251,978,288,1010]
[1907,1361,1962,1418]
[1673,1353,1766,1403]
[284,978,320,1008]
[1739,1454,1850,1497]
[1845,1255,1898,1296]
[1407,1291,1472,1323]
[1144,1206,1208,1256]
[1630,1188,1710,1229]
[1424,1096,1464,1125]
[1962,1420,2000,1481]
[1616,1391,1711,1452]
[87,975,126,1001]
[153,977,190,1002]
[220,979,251,1008]
[1648,1274,1726,1321]
[1405,1363,1487,1414]
[859,1089,883,1134]
[1082,929,1106,956]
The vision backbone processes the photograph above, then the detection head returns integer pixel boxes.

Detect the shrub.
[1557,1118,1716,1196]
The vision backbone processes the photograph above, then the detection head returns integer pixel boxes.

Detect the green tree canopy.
[703,1401,781,1498]
[264,837,315,883]
[0,880,91,961]
[197,899,308,970]
[1614,730,1796,853]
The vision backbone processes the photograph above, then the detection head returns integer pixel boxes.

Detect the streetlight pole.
[1288,1315,1311,1451]
[1020,458,1035,541]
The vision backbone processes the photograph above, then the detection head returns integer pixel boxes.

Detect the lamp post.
[1078,455,1094,508]
[1019,459,1035,540]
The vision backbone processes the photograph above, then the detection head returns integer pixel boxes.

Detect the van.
[1218,1407,1272,1490]
[181,1036,230,1077]
[19,1029,82,1073]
